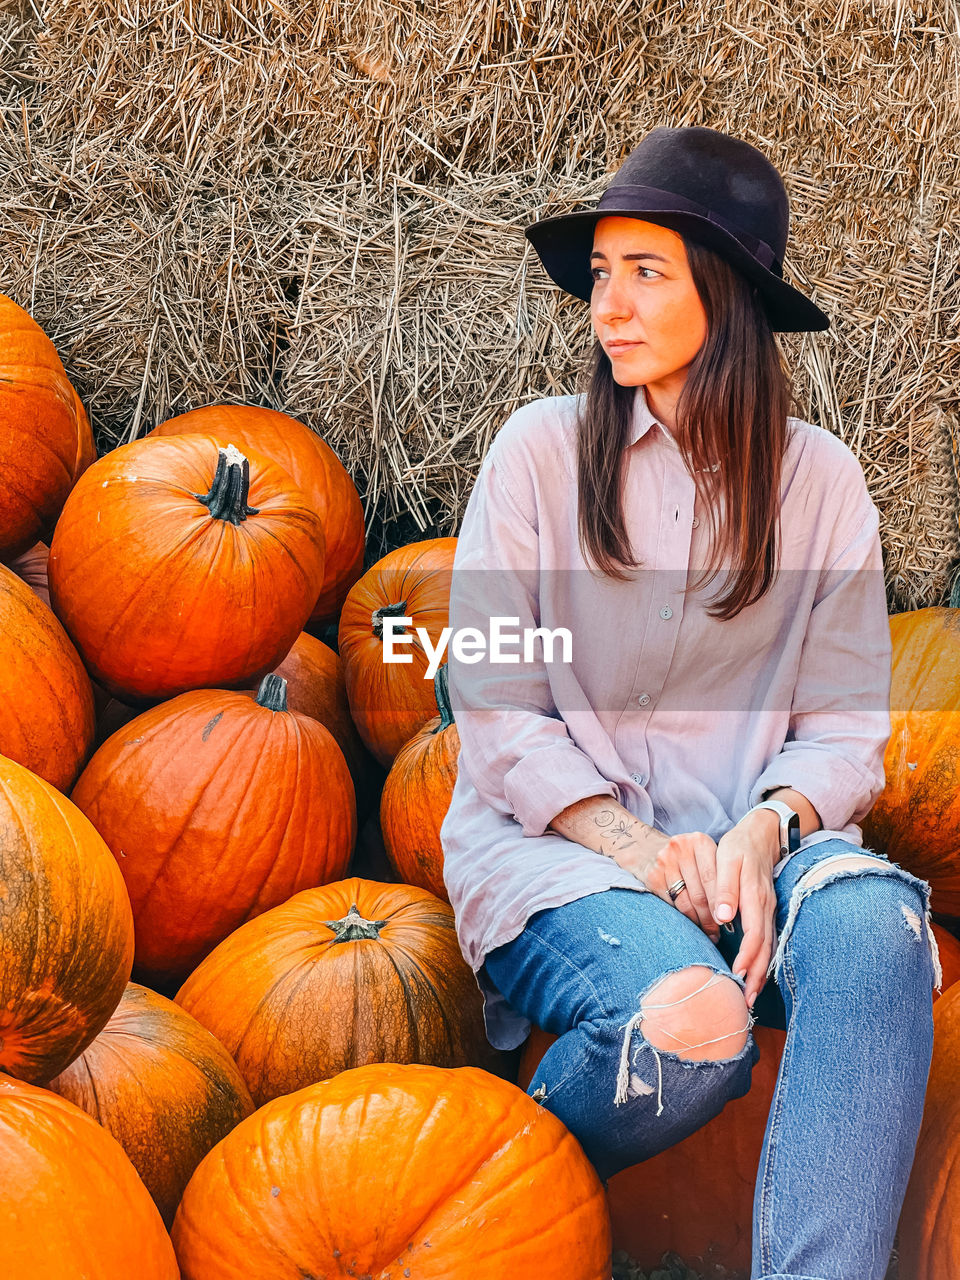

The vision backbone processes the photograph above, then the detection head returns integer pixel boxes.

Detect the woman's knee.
[775,854,940,993]
[637,964,752,1061]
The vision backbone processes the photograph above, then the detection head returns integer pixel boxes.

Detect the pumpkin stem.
[256,674,288,712]
[372,599,409,640]
[195,444,260,524]
[431,663,454,734]
[950,567,960,610]
[324,903,390,942]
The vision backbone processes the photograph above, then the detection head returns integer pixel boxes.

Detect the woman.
[439,126,941,1280]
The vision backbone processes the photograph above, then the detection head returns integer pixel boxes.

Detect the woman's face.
[590,217,708,407]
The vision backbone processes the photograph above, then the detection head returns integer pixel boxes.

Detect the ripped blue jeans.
[482,839,941,1280]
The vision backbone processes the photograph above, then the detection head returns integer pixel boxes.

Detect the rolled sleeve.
[447,427,616,838]
[748,500,892,833]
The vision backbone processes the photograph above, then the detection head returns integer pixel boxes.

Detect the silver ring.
[667,878,686,902]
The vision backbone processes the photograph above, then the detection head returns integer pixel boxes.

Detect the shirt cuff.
[503,743,619,838]
[748,746,876,834]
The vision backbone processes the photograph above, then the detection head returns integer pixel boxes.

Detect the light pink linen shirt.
[439,387,892,1050]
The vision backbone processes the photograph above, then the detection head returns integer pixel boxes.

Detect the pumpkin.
[0,292,78,557]
[380,663,459,900]
[71,387,96,480]
[150,403,365,624]
[71,674,356,986]
[0,755,134,1083]
[0,563,95,790]
[519,1022,786,1272]
[172,1062,611,1279]
[176,877,507,1107]
[0,1072,178,1278]
[90,633,378,813]
[338,537,457,766]
[896,980,960,1275]
[48,435,326,703]
[246,629,377,820]
[862,607,960,913]
[48,982,254,1227]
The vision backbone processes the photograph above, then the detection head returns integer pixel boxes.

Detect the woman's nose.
[592,271,632,325]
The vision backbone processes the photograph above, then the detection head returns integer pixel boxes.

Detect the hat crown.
[604,126,789,264]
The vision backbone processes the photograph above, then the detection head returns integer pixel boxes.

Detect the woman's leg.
[753,841,939,1280]
[483,886,761,1182]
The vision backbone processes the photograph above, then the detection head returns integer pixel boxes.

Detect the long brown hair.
[575,237,794,621]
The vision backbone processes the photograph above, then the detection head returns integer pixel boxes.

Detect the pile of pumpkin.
[3,287,960,1279]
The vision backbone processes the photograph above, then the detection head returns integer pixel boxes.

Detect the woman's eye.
[638,266,660,279]
[590,266,608,280]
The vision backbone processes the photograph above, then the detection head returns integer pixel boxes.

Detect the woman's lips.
[606,340,642,354]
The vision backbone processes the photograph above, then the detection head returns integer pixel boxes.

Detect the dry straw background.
[1,0,958,613]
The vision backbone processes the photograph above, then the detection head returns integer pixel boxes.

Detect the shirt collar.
[627,386,677,448]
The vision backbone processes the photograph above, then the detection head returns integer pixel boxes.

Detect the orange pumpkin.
[519,1022,786,1272]
[380,663,459,900]
[338,537,457,766]
[246,630,377,820]
[172,1062,611,1279]
[0,755,134,1084]
[862,608,960,913]
[72,674,356,986]
[150,403,365,624]
[48,982,254,1227]
[176,877,506,1107]
[71,388,96,480]
[0,563,95,790]
[48,435,326,703]
[0,292,78,557]
[0,1072,178,1278]
[896,981,960,1274]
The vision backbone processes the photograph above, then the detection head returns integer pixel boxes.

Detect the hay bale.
[0,0,957,601]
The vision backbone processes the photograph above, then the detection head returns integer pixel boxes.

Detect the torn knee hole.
[637,965,750,1062]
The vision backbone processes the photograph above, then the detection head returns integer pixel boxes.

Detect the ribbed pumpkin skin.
[380,675,459,901]
[862,608,960,913]
[172,1062,611,1280]
[519,1023,785,1272]
[0,756,134,1083]
[71,388,96,479]
[150,403,365,624]
[338,538,457,766]
[0,292,78,558]
[0,1072,179,1278]
[176,877,504,1107]
[48,982,254,1227]
[0,564,95,791]
[71,686,356,985]
[247,631,377,821]
[896,981,960,1275]
[47,433,326,703]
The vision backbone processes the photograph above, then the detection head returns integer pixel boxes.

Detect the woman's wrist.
[547,794,669,877]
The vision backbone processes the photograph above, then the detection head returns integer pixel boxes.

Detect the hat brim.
[524,206,830,333]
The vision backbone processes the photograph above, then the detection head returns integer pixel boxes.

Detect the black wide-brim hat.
[525,126,830,333]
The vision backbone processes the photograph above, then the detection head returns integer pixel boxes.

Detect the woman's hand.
[713,811,781,1007]
[634,831,723,944]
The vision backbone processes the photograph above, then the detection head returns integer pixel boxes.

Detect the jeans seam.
[759,933,799,1276]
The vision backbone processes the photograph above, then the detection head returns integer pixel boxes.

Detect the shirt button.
[692,516,700,527]
[631,772,647,786]
[637,692,651,706]
[659,605,673,619]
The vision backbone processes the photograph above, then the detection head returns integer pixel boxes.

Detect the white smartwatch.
[745,798,801,859]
